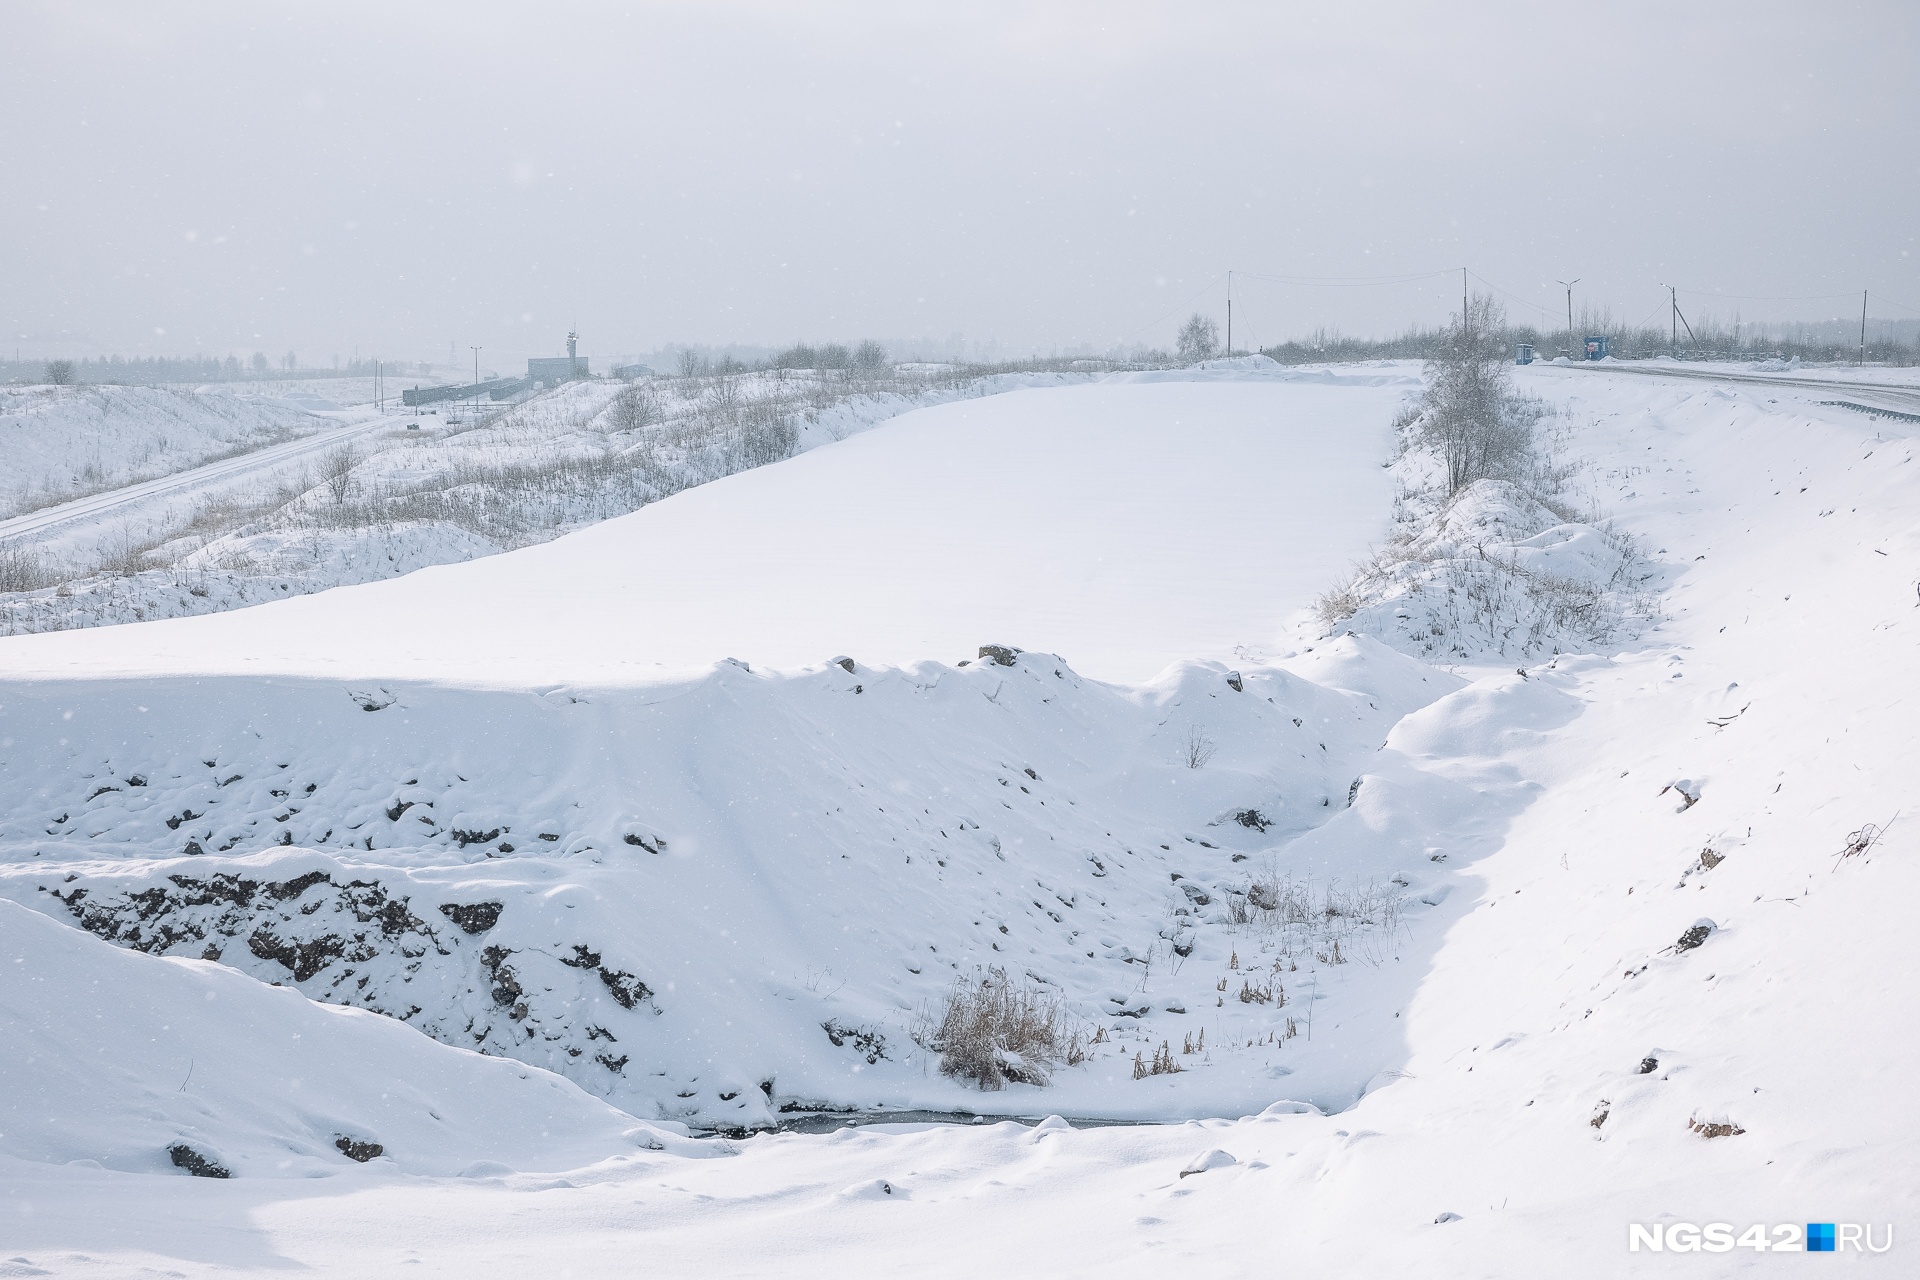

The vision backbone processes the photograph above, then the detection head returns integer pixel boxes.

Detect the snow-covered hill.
[0,383,330,519]
[2,363,1915,1276]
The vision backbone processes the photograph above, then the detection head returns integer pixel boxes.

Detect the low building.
[528,356,589,384]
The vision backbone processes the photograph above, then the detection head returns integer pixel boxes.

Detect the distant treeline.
[0,354,437,386]
[1263,314,1920,366]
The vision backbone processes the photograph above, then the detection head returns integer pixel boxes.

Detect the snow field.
[3,364,1917,1275]
[0,371,1411,683]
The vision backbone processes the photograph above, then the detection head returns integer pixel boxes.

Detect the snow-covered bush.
[1315,300,1656,662]
[1316,478,1654,661]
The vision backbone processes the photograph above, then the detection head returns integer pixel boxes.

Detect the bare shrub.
[0,544,56,592]
[917,967,1077,1090]
[1237,865,1406,966]
[1131,1040,1182,1079]
[320,446,357,504]
[605,385,660,433]
[1181,725,1217,769]
[45,359,76,386]
[1835,821,1890,865]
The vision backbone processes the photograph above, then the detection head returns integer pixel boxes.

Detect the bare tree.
[44,359,76,386]
[1415,295,1534,498]
[676,349,707,379]
[1176,314,1220,363]
[853,340,889,372]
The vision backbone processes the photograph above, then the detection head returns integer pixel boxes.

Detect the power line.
[1672,286,1865,303]
[1235,268,1455,287]
[1465,270,1562,319]
[1118,272,1227,345]
[1869,292,1920,315]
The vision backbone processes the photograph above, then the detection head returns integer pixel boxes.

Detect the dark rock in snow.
[335,1136,384,1162]
[1688,1115,1745,1139]
[821,1019,890,1064]
[560,944,602,970]
[248,928,345,981]
[168,1144,230,1179]
[1225,671,1243,693]
[978,644,1022,667]
[598,966,653,1010]
[1674,920,1715,953]
[438,901,504,934]
[831,656,855,673]
[1638,1056,1659,1074]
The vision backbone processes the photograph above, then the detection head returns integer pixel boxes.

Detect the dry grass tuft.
[916,966,1080,1090]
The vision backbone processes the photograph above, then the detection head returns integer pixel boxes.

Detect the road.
[1551,361,1920,417]
[0,412,403,544]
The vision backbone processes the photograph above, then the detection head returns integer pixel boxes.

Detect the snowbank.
[0,897,685,1178]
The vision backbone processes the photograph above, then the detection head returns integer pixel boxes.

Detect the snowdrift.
[0,897,688,1178]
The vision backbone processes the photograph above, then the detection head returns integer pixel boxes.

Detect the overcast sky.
[6,1,1916,365]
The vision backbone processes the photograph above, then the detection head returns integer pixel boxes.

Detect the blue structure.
[1515,343,1535,365]
[1584,334,1611,360]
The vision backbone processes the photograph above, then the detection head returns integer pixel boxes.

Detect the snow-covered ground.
[2,362,1914,1275]
[0,384,336,521]
[0,367,1101,634]
[0,366,1411,683]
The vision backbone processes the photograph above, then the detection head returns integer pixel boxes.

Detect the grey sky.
[6,0,1916,365]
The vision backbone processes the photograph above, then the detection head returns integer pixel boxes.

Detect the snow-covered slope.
[3,365,1915,1276]
[0,383,328,519]
[0,634,1468,1127]
[0,898,687,1179]
[0,373,1410,684]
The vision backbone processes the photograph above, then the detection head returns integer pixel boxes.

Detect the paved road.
[0,412,402,543]
[1552,361,1920,415]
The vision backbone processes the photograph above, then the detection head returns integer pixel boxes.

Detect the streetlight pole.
[470,345,482,418]
[1556,279,1580,360]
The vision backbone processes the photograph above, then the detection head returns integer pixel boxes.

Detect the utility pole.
[1557,279,1579,360]
[1462,268,1469,341]
[1860,290,1869,365]
[1226,270,1232,357]
[470,345,481,417]
[1670,285,1677,356]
